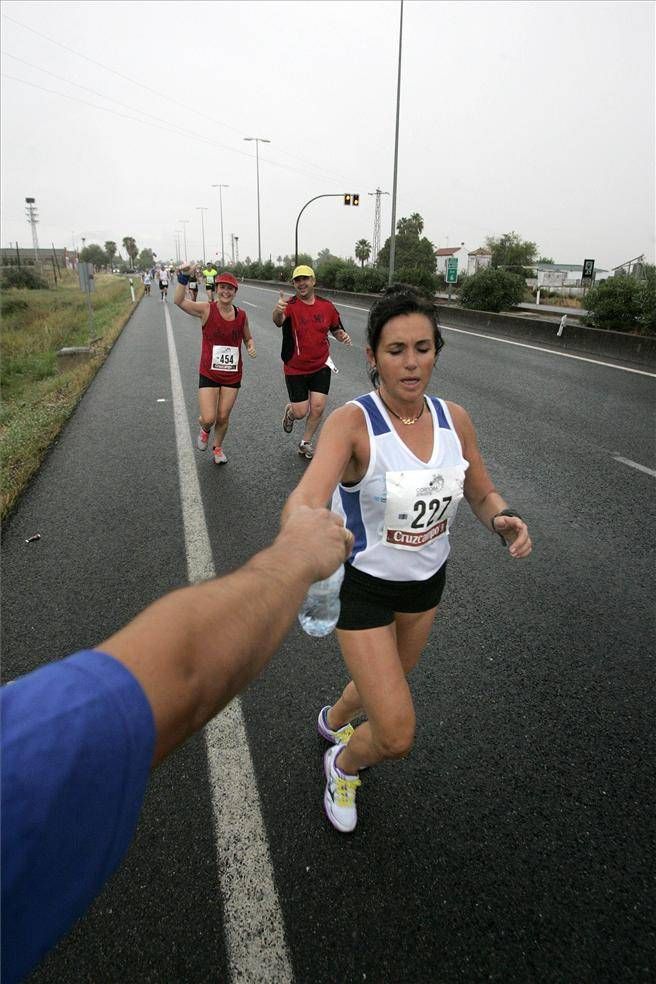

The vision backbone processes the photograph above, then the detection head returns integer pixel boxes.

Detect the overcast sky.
[1,0,654,270]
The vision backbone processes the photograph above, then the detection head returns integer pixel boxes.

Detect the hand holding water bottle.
[298,564,345,637]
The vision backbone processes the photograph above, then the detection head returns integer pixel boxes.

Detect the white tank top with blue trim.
[331,391,469,582]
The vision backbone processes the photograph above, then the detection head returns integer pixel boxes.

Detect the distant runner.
[158,267,169,301]
[174,267,256,464]
[187,268,199,301]
[142,271,152,296]
[272,264,351,459]
[202,263,218,301]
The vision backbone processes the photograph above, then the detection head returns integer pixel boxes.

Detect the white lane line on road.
[164,305,215,584]
[242,286,656,376]
[612,456,656,478]
[163,306,293,984]
[240,300,259,307]
[441,325,656,377]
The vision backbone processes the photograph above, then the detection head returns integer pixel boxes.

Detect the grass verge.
[1,272,143,519]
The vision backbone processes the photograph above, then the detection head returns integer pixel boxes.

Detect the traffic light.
[344,194,351,205]
[353,194,359,206]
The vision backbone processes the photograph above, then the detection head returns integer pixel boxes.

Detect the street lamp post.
[178,219,189,262]
[388,0,404,285]
[211,184,229,267]
[195,207,208,263]
[243,136,270,263]
[294,194,351,267]
[174,231,183,264]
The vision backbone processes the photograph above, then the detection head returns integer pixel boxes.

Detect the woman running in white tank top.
[282,285,532,833]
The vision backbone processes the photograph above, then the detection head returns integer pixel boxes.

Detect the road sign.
[446,257,458,284]
[582,258,595,281]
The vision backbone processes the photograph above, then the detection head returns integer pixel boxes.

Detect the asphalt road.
[2,283,654,984]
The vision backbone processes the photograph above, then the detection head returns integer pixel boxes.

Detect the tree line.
[65,224,656,336]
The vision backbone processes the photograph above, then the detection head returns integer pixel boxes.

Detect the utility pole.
[196,207,208,263]
[388,0,404,285]
[211,184,229,267]
[178,219,189,262]
[368,188,389,264]
[243,136,270,263]
[231,234,235,265]
[25,197,40,263]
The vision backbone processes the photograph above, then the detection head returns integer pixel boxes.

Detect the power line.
[1,72,342,185]
[1,13,349,184]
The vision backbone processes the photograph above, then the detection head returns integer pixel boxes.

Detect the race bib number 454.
[383,467,465,550]
[211,344,239,372]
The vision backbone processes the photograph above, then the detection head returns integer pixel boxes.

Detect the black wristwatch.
[491,508,523,545]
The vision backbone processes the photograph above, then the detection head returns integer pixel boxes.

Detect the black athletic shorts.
[198,374,240,389]
[285,366,331,403]
[337,561,447,631]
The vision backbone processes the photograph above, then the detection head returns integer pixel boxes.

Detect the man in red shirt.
[272,265,351,459]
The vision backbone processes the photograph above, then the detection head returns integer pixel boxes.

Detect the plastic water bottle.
[298,565,345,637]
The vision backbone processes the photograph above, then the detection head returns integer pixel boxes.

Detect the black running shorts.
[337,562,447,631]
[198,374,240,389]
[285,366,331,403]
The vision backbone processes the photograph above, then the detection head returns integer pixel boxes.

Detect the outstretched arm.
[174,265,209,319]
[100,507,353,766]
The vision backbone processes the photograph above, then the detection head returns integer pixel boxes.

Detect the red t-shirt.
[199,303,247,384]
[282,295,341,376]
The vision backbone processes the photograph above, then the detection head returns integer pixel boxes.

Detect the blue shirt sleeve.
[1,649,155,984]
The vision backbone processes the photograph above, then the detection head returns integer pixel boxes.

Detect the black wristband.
[177,273,190,285]
[491,508,523,544]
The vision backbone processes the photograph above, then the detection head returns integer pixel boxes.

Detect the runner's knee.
[370,709,416,760]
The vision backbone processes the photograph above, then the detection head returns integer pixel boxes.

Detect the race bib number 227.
[383,467,465,550]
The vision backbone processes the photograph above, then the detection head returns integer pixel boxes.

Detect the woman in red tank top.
[174,267,256,464]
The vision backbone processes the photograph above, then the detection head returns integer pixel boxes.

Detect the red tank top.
[199,304,247,384]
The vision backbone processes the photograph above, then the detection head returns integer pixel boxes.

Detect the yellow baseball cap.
[292,265,315,280]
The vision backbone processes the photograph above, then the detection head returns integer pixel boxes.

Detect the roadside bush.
[459,267,525,312]
[0,267,49,290]
[583,276,641,333]
[354,267,387,293]
[395,267,438,292]
[637,265,656,335]
[316,258,348,289]
[335,266,357,291]
[0,295,29,316]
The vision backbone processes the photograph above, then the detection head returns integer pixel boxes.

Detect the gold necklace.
[377,390,426,425]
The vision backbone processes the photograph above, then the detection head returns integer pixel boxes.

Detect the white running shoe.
[317,706,355,746]
[197,428,210,451]
[298,441,314,460]
[213,446,227,464]
[323,745,361,833]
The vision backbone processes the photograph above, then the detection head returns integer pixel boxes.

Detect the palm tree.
[104,241,117,270]
[396,213,424,237]
[355,239,372,268]
[121,236,138,270]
